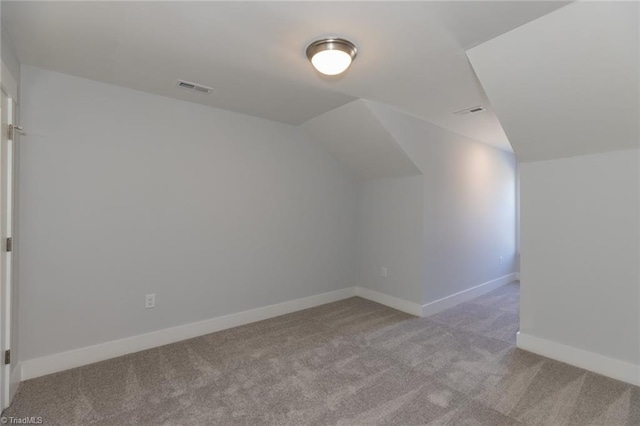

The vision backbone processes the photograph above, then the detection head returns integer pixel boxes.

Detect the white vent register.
[454,105,486,116]
[177,80,213,94]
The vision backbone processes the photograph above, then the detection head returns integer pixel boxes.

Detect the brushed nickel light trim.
[306,38,357,75]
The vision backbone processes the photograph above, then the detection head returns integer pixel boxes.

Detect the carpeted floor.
[4,282,639,425]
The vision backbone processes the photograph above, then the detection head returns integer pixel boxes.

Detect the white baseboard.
[515,272,520,281]
[18,276,520,382]
[421,273,517,317]
[21,287,357,381]
[517,332,640,386]
[355,287,423,317]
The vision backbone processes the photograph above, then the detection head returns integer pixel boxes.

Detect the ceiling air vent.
[454,106,486,116]
[177,80,213,94]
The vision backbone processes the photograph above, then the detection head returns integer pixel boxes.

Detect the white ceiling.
[2,1,569,151]
[302,100,421,180]
[467,1,639,162]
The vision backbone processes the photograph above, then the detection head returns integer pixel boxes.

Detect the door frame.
[1,59,18,410]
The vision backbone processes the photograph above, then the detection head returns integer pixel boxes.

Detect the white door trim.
[0,59,17,409]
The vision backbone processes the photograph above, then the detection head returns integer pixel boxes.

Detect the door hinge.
[4,350,10,365]
[5,237,11,253]
[6,124,23,140]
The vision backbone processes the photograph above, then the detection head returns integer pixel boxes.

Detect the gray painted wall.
[520,150,640,365]
[468,0,640,372]
[356,176,424,302]
[17,66,519,362]
[18,66,358,361]
[367,102,517,304]
[1,28,20,86]
[420,131,517,303]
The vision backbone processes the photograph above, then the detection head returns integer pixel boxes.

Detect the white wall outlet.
[145,293,156,309]
[381,267,388,278]
[499,256,503,265]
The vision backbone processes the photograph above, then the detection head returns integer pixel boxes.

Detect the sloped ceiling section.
[2,1,568,146]
[301,100,421,180]
[466,2,639,163]
[366,100,458,172]
[365,100,514,175]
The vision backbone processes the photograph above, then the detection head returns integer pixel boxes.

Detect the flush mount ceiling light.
[306,38,357,76]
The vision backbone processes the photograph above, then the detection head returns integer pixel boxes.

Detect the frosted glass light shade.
[306,38,357,76]
[310,50,353,75]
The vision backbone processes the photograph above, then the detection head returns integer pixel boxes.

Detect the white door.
[0,88,15,409]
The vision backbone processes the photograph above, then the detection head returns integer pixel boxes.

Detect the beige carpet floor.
[4,282,639,425]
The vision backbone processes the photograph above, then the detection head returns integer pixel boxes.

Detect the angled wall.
[467,2,638,163]
[366,101,518,306]
[302,99,426,308]
[303,98,517,311]
[468,2,640,384]
[302,96,517,311]
[301,100,421,180]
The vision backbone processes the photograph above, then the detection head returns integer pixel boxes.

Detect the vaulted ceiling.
[467,1,639,162]
[302,100,420,180]
[2,1,570,152]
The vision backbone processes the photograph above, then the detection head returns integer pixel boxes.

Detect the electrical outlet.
[145,294,156,309]
[499,256,503,265]
[381,267,388,278]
